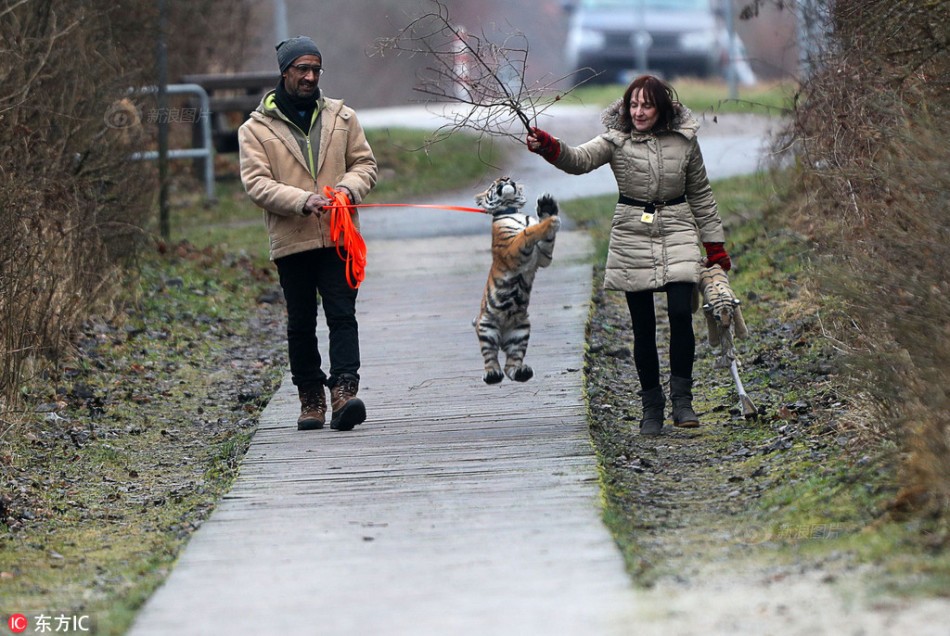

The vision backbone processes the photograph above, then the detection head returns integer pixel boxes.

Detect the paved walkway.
[128,229,640,635]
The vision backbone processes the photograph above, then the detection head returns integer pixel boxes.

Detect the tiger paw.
[537,194,558,218]
[483,369,505,384]
[508,365,534,382]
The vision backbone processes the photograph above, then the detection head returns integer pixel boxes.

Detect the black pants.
[275,247,360,389]
[625,282,695,391]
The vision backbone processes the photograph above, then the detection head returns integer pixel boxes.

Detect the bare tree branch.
[0,8,82,115]
[0,0,32,22]
[373,0,594,146]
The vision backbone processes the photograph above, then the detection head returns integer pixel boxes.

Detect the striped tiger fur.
[700,264,758,419]
[699,264,749,368]
[473,177,560,384]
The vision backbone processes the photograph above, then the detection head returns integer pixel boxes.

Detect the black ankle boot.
[670,375,700,428]
[639,386,665,436]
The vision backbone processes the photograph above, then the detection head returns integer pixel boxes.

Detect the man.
[239,36,378,432]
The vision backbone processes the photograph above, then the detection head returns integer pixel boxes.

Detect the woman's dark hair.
[621,75,678,132]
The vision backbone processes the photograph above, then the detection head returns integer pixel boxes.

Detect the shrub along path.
[127,230,641,635]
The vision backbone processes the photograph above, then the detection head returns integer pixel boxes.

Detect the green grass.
[0,251,284,633]
[745,452,950,600]
[564,78,796,115]
[168,183,268,261]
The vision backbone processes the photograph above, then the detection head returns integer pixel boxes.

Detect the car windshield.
[579,0,709,9]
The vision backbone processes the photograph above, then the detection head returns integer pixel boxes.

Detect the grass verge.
[0,245,285,634]
[576,171,950,594]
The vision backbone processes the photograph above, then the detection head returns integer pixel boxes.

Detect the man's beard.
[293,84,318,99]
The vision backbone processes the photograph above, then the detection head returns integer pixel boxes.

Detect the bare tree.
[373,0,589,145]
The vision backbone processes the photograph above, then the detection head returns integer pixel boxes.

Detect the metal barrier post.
[130,83,216,202]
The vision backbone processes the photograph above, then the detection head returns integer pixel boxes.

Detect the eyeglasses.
[291,64,323,76]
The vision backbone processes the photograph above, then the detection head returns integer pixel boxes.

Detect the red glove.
[527,127,561,164]
[704,242,732,271]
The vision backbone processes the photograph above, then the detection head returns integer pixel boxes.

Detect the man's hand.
[335,185,353,203]
[303,193,330,216]
[303,187,355,216]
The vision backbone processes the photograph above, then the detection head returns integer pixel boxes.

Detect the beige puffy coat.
[238,91,378,261]
[554,100,725,292]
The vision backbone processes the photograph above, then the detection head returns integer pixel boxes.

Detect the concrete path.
[128,229,641,635]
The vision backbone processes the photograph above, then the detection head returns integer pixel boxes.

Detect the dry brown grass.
[779,0,950,522]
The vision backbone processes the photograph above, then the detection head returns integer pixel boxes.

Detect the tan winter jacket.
[554,100,725,292]
[238,91,378,261]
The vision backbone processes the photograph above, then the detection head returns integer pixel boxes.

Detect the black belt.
[618,194,686,213]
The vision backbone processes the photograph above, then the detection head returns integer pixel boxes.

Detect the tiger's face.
[474,176,527,216]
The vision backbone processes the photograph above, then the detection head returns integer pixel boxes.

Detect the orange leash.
[324,186,367,289]
[336,202,485,213]
[321,188,488,289]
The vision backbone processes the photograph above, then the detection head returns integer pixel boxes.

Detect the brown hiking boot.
[329,375,365,431]
[297,385,327,431]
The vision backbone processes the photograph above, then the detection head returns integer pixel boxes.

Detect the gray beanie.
[276,36,322,73]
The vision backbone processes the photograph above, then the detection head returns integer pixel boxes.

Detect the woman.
[527,75,731,436]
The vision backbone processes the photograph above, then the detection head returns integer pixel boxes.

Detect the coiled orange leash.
[321,187,486,289]
[324,186,367,289]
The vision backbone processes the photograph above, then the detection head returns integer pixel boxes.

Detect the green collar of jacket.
[262,90,325,133]
[259,90,325,178]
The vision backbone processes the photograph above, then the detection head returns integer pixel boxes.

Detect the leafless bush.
[0,2,148,412]
[0,0,253,415]
[779,0,950,520]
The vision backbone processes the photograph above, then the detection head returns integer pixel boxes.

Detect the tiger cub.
[473,176,560,384]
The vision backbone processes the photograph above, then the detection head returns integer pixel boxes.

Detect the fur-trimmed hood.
[600,98,700,140]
